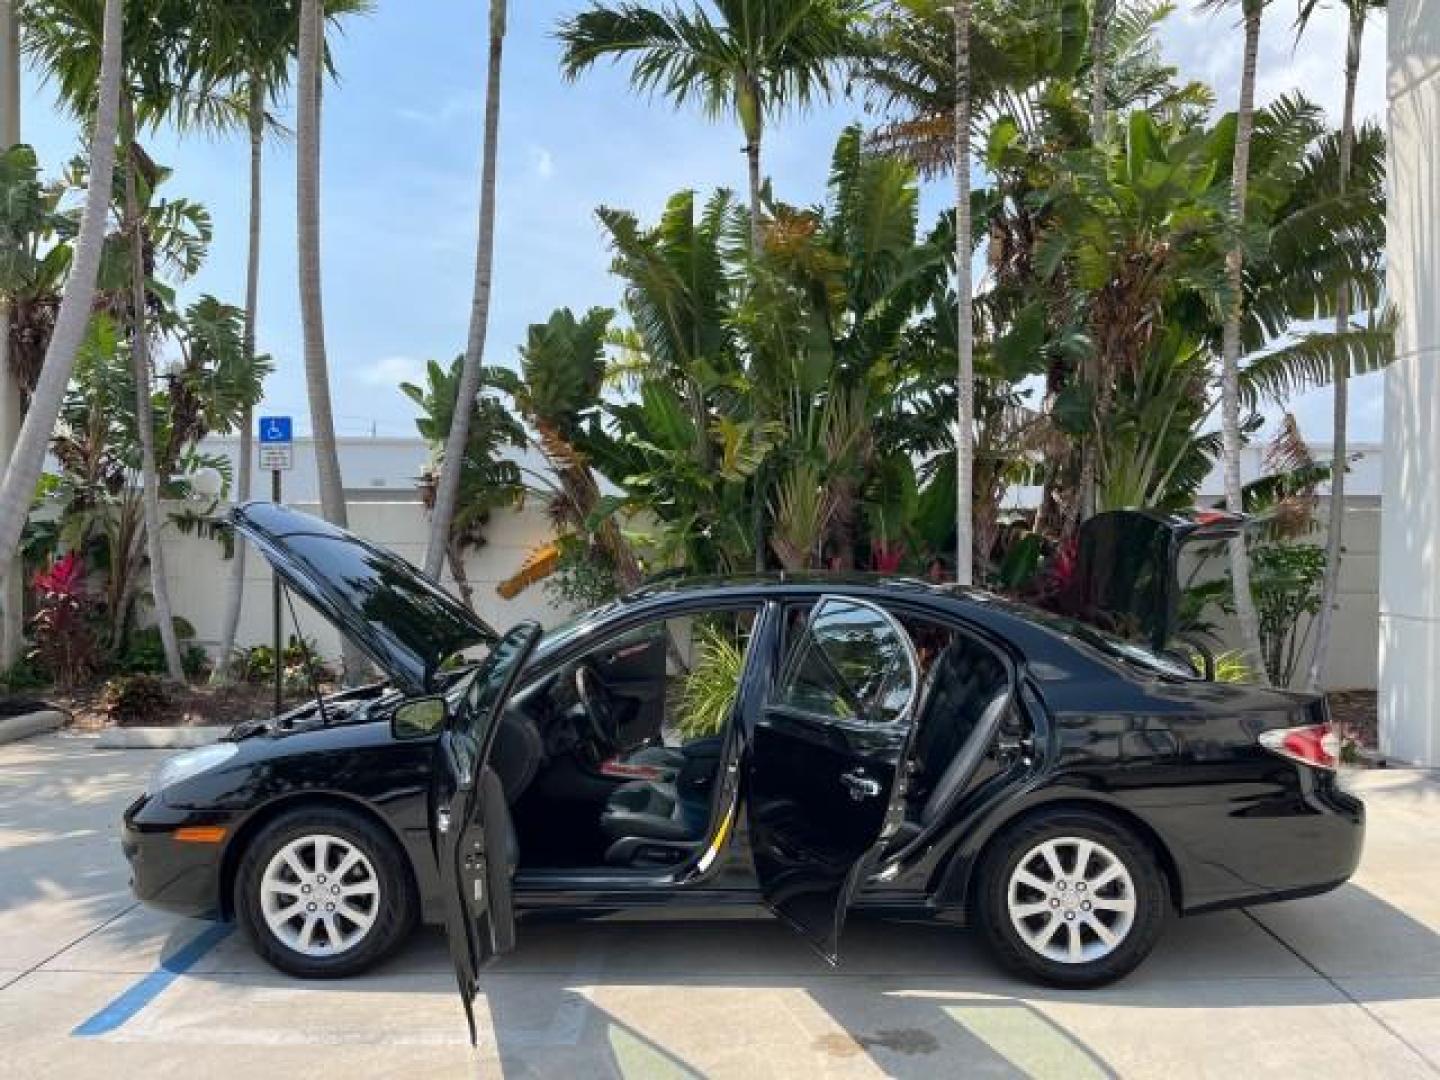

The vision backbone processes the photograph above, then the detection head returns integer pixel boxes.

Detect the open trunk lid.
[1058,509,1247,655]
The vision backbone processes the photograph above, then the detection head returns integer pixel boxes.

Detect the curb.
[94,725,230,750]
[0,709,68,745]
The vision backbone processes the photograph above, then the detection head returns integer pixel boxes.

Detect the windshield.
[530,600,623,659]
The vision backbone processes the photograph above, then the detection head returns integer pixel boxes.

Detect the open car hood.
[230,502,498,694]
[1059,509,1247,653]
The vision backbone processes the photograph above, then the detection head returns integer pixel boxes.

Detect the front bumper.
[122,793,232,919]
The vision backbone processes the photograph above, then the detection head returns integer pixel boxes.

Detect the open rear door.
[430,622,542,1045]
[746,596,920,963]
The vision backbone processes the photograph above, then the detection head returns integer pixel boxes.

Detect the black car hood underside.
[231,502,497,694]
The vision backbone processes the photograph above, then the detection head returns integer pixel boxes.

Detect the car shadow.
[131,880,1440,1077]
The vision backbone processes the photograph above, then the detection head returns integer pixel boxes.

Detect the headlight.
[146,743,239,796]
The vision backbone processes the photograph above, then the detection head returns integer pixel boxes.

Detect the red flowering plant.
[870,540,906,575]
[28,552,101,688]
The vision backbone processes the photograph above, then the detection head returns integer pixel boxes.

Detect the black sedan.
[122,503,1362,1037]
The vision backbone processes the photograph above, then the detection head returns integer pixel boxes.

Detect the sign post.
[258,417,294,714]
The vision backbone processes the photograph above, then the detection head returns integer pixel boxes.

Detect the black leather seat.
[602,781,707,842]
[599,737,724,865]
[907,639,1011,825]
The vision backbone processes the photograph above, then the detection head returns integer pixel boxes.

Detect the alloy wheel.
[259,833,381,957]
[1006,835,1136,964]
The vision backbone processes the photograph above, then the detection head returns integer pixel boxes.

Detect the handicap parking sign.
[259,416,293,444]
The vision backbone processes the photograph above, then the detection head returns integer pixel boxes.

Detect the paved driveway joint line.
[1241,907,1440,1075]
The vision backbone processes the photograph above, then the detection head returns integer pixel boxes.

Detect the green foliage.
[1211,650,1253,684]
[0,656,53,693]
[557,0,872,145]
[544,539,623,612]
[230,636,334,691]
[115,622,208,679]
[673,622,745,739]
[401,353,526,554]
[1216,542,1327,687]
[102,673,171,727]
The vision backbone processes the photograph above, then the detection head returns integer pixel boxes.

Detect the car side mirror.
[391,697,447,741]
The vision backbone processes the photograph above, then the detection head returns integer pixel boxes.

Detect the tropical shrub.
[27,553,101,689]
[543,537,623,611]
[102,673,171,727]
[116,622,209,679]
[673,623,746,739]
[229,636,333,691]
[0,656,51,693]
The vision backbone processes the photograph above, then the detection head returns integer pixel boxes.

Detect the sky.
[15,0,1390,444]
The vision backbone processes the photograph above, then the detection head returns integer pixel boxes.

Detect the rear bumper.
[121,794,229,919]
[1157,773,1366,915]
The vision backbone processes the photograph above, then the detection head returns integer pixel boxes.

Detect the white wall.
[1379,0,1440,764]
[155,494,1383,689]
[1179,501,1379,690]
[163,500,573,667]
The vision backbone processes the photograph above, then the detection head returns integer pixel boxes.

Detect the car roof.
[579,572,1180,686]
[621,570,978,603]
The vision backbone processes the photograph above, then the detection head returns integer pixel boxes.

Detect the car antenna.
[282,585,332,726]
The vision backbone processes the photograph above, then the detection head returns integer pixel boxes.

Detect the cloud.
[529,144,555,179]
[1159,4,1387,126]
[393,92,482,130]
[355,355,429,388]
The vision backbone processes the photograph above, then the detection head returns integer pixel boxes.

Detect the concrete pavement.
[1,732,1437,1078]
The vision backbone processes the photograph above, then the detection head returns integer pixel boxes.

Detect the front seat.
[598,779,708,865]
[598,741,722,865]
[614,733,724,778]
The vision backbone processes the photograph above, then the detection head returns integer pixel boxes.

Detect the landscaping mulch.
[45,682,319,731]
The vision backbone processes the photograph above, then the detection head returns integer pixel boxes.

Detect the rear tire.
[974,808,1168,987]
[235,806,416,978]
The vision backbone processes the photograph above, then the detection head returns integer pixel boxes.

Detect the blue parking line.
[71,923,234,1038]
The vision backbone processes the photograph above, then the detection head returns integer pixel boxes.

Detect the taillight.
[1259,723,1339,770]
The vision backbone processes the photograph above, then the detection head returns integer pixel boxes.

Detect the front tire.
[975,809,1168,987]
[235,806,416,978]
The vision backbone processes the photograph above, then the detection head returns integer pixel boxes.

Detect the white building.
[1380,0,1440,765]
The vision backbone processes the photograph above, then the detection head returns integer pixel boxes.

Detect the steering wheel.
[573,662,621,754]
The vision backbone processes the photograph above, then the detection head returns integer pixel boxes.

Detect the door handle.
[437,805,452,835]
[840,769,882,801]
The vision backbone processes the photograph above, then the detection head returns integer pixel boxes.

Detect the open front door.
[430,622,542,1045]
[746,596,920,963]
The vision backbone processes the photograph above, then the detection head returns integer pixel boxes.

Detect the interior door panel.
[746,597,921,962]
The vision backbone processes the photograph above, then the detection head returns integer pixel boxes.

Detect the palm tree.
[1215,0,1269,683]
[297,0,342,530]
[1302,0,1384,691]
[487,307,644,592]
[557,0,871,258]
[952,0,974,586]
[1088,0,1111,140]
[210,67,266,683]
[403,356,525,608]
[202,0,368,682]
[424,0,507,581]
[559,1,871,572]
[0,0,122,638]
[21,0,202,680]
[121,97,184,679]
[1,0,22,668]
[296,0,363,679]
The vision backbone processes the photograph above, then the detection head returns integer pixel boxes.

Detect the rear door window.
[776,598,917,725]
